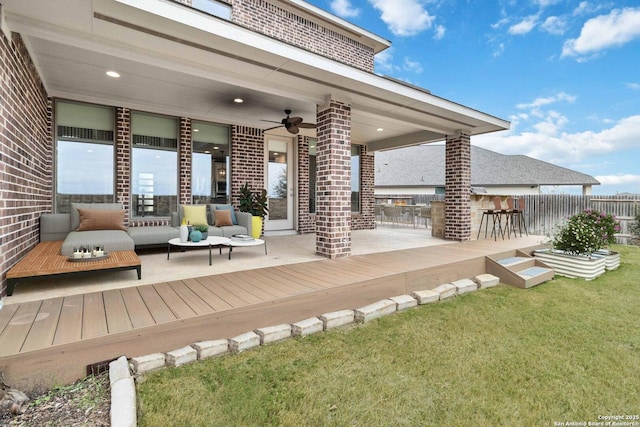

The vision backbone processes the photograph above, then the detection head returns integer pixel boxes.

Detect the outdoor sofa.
[40,202,252,256]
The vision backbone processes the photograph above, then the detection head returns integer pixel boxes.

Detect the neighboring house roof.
[375,145,600,188]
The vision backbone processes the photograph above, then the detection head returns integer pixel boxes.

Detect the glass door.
[265,137,294,231]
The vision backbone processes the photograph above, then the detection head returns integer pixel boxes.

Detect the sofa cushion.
[214,209,233,227]
[220,225,250,237]
[128,226,179,247]
[70,202,124,230]
[77,208,127,231]
[211,204,237,225]
[61,230,134,256]
[181,204,209,226]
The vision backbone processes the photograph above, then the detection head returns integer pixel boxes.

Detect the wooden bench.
[6,241,142,296]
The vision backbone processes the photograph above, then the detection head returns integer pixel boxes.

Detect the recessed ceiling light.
[213,146,219,150]
[377,128,384,132]
[204,150,210,154]
[106,70,120,78]
[193,128,200,132]
[233,98,244,103]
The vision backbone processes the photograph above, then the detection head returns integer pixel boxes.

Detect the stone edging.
[108,274,500,427]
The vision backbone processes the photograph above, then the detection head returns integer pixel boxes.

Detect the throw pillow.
[70,202,123,230]
[214,208,233,227]
[76,208,127,231]
[182,205,208,225]
[214,205,237,225]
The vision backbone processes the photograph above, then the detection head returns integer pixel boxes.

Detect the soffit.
[2,0,509,149]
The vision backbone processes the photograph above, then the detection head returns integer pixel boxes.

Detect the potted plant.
[194,223,209,240]
[534,209,620,279]
[238,183,269,238]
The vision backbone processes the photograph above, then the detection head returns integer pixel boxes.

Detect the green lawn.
[137,245,640,427]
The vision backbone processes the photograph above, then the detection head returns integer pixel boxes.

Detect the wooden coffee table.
[5,241,141,296]
[167,236,231,265]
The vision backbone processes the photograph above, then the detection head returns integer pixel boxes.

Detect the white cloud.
[475,115,640,166]
[516,92,576,110]
[434,25,446,40]
[368,0,435,36]
[374,48,399,74]
[625,82,640,90]
[493,42,505,57]
[403,57,423,73]
[562,7,640,58]
[508,14,539,35]
[534,0,562,7]
[595,174,640,186]
[330,0,360,18]
[541,16,567,35]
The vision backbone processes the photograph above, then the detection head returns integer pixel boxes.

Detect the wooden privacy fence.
[378,194,640,243]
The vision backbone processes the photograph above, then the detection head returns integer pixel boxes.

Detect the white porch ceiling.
[2,0,509,150]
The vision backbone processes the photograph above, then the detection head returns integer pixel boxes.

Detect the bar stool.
[511,197,528,236]
[477,196,506,240]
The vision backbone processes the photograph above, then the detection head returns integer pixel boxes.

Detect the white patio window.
[191,121,230,204]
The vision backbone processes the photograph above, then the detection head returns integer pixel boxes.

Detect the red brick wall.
[115,107,131,224]
[230,125,264,208]
[445,132,472,241]
[351,145,375,230]
[1,33,51,297]
[179,117,192,205]
[315,100,352,258]
[297,135,315,233]
[229,0,374,72]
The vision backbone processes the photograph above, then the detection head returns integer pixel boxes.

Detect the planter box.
[533,249,606,280]
[594,249,620,270]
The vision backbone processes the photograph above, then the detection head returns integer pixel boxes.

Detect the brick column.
[445,132,471,241]
[116,107,131,223]
[179,117,192,205]
[315,100,351,258]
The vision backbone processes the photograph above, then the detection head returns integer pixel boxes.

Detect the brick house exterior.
[0,0,507,297]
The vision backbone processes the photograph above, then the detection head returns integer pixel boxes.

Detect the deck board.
[82,293,108,339]
[0,301,42,356]
[0,236,545,390]
[120,288,156,329]
[181,278,233,312]
[166,281,215,316]
[21,298,64,353]
[53,295,84,346]
[103,290,133,334]
[137,285,177,324]
[0,303,19,336]
[153,282,198,319]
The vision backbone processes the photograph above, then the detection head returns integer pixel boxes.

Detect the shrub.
[552,209,620,255]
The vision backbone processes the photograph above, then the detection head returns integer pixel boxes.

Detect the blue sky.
[306,0,640,195]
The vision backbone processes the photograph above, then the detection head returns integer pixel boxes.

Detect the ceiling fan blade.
[298,123,316,129]
[287,117,303,125]
[261,119,283,124]
[287,125,300,134]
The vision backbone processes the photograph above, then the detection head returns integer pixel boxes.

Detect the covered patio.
[0,228,545,390]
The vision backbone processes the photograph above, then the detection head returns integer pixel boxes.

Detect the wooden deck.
[0,236,543,390]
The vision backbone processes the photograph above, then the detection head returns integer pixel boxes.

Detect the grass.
[137,245,640,427]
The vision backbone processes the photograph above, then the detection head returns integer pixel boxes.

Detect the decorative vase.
[251,216,262,239]
[190,230,203,243]
[201,231,208,240]
[179,223,189,243]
